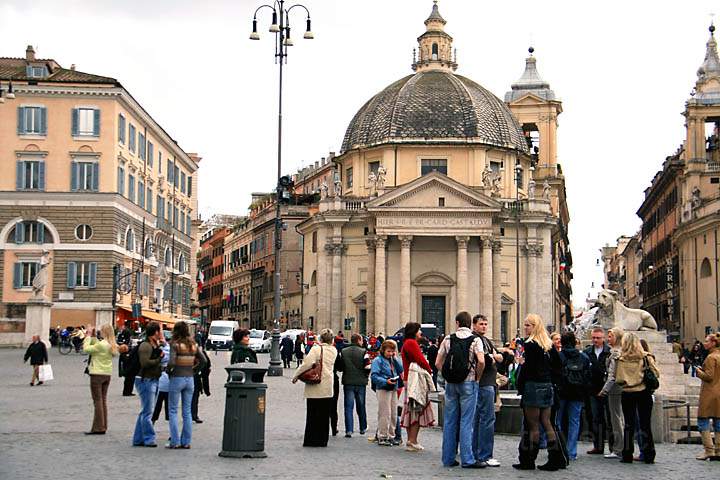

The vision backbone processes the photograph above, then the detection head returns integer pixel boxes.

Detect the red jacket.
[401,338,432,381]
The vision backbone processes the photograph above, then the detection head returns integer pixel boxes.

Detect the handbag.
[642,356,659,392]
[299,345,324,384]
[39,364,54,382]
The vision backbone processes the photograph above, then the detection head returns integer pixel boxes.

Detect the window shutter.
[118,115,125,144]
[148,142,154,167]
[37,223,45,244]
[70,162,78,191]
[17,107,25,134]
[38,161,45,190]
[16,161,24,190]
[92,163,99,191]
[117,167,124,194]
[188,177,192,197]
[25,65,32,77]
[146,187,152,213]
[93,109,100,136]
[14,222,24,244]
[144,273,150,296]
[67,262,77,289]
[39,107,47,135]
[89,262,97,288]
[136,271,142,295]
[71,108,79,136]
[13,263,22,289]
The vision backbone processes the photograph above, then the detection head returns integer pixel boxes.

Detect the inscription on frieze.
[376,216,491,228]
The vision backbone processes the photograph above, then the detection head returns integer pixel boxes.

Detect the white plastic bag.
[38,364,54,382]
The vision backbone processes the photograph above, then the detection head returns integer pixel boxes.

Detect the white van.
[206,320,239,350]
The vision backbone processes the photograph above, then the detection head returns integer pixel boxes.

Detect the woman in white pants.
[598,327,624,459]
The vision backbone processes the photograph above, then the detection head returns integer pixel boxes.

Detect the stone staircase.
[634,330,702,443]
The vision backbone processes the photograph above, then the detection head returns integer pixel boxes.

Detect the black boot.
[512,435,538,470]
[538,441,566,471]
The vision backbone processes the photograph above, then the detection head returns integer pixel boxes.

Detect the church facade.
[298,2,572,341]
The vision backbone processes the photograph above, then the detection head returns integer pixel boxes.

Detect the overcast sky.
[2,0,717,309]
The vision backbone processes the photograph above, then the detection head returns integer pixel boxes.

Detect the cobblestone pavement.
[0,348,716,479]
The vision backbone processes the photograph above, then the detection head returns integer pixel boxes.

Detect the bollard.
[219,363,268,458]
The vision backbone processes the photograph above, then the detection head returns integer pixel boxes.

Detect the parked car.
[249,329,272,353]
[206,320,239,350]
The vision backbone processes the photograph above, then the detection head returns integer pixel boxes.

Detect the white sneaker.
[486,458,501,467]
[604,453,619,459]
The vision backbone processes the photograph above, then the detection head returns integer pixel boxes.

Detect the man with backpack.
[556,332,592,461]
[434,312,485,469]
[583,327,612,455]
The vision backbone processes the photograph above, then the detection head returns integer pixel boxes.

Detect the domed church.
[298,1,572,341]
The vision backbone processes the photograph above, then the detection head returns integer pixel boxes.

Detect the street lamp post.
[514,160,523,337]
[249,0,314,376]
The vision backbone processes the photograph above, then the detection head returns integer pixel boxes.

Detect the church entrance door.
[421,295,446,337]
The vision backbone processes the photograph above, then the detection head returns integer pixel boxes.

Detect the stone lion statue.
[595,289,658,331]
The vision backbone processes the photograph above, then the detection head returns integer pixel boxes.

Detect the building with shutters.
[296,3,573,342]
[0,46,199,343]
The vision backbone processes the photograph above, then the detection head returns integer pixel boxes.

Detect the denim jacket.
[371,355,403,391]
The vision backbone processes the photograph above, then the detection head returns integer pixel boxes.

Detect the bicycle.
[58,336,73,355]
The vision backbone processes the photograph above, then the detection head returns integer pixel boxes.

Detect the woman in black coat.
[281,335,295,368]
[24,335,48,386]
[294,335,305,368]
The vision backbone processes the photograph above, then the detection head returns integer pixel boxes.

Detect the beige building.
[297,3,572,341]
[0,46,199,342]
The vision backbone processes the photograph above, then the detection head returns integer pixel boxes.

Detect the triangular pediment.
[508,93,548,105]
[366,171,501,211]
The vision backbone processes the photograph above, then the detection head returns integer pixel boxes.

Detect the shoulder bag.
[299,344,324,384]
[642,355,659,392]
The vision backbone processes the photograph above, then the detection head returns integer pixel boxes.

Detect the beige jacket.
[697,347,720,418]
[616,353,659,393]
[292,343,337,399]
[406,362,436,407]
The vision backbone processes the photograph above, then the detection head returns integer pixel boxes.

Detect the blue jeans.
[472,385,496,462]
[168,376,195,447]
[343,385,367,434]
[557,399,583,459]
[132,378,159,446]
[442,381,478,466]
[697,417,720,432]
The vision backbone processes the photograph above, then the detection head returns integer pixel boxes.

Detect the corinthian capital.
[455,235,469,249]
[375,235,387,249]
[492,240,502,254]
[399,235,414,249]
[480,235,493,249]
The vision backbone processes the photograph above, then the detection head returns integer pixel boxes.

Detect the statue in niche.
[490,173,502,198]
[527,179,536,199]
[481,163,493,189]
[368,171,377,195]
[31,250,52,300]
[691,187,702,210]
[376,166,387,190]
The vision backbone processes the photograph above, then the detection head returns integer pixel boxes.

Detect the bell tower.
[685,24,720,167]
[412,1,457,72]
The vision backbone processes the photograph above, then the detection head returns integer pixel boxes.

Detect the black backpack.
[122,341,143,378]
[560,351,591,390]
[441,334,475,384]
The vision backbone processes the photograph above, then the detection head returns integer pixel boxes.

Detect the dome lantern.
[412,1,457,72]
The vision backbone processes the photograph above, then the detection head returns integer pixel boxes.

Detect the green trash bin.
[219,363,268,458]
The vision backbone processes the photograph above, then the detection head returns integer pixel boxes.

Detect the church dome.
[341,70,529,154]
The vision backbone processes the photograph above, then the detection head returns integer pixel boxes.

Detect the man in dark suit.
[583,327,612,455]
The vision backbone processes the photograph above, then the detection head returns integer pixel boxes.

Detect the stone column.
[399,235,413,325]
[365,239,376,334]
[95,306,114,329]
[492,240,502,342]
[456,236,469,313]
[374,236,387,335]
[481,236,493,326]
[526,244,538,315]
[316,235,328,329]
[330,243,344,332]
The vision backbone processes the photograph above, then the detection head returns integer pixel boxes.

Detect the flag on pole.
[196,270,204,292]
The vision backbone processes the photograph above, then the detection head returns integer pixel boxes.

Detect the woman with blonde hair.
[292,328,338,447]
[615,332,659,464]
[695,332,720,460]
[514,314,566,471]
[83,324,127,434]
[598,327,624,459]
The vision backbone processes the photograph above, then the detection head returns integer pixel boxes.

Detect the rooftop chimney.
[26,45,36,61]
[70,64,76,71]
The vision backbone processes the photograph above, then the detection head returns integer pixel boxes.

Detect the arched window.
[164,247,172,268]
[144,237,153,259]
[700,257,712,278]
[310,270,317,286]
[178,253,187,273]
[431,43,439,60]
[125,229,135,252]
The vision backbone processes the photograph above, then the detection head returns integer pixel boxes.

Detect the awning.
[117,306,177,326]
